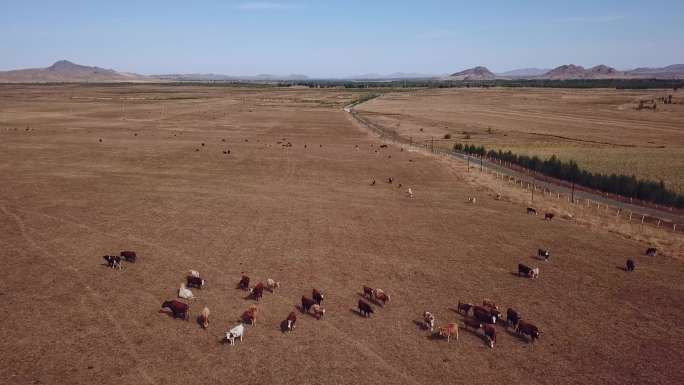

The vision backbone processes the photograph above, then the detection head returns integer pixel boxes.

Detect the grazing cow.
[199,306,210,329]
[285,312,297,332]
[482,299,498,310]
[266,278,280,292]
[179,283,196,300]
[380,144,388,148]
[371,179,376,186]
[473,306,497,324]
[186,275,206,289]
[457,301,473,315]
[358,300,374,317]
[120,251,137,263]
[538,248,550,261]
[161,300,189,320]
[646,247,657,257]
[373,289,390,306]
[506,308,521,328]
[468,197,477,204]
[423,311,435,332]
[484,324,496,348]
[189,270,201,278]
[438,323,458,342]
[388,177,393,184]
[301,296,315,313]
[544,213,555,221]
[311,304,326,320]
[103,255,122,270]
[463,318,482,332]
[238,274,250,290]
[407,188,414,198]
[242,305,258,325]
[626,259,635,272]
[312,288,324,305]
[517,320,540,342]
[527,207,537,215]
[518,264,539,278]
[249,282,265,301]
[224,324,245,345]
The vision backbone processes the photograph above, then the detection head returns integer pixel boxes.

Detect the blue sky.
[1,0,683,77]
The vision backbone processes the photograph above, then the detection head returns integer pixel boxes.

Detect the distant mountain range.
[154,73,310,81]
[1,60,684,83]
[0,60,152,83]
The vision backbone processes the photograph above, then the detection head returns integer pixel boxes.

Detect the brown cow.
[242,305,258,325]
[186,275,206,289]
[438,323,458,342]
[358,300,374,317]
[517,320,540,342]
[506,308,521,328]
[301,296,315,313]
[120,251,137,263]
[473,306,497,324]
[238,274,250,290]
[285,311,297,332]
[161,300,189,320]
[250,282,265,301]
[363,286,373,298]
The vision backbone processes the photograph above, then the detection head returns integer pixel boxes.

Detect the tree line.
[453,143,684,208]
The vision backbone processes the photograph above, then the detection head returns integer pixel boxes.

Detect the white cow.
[178,283,196,300]
[189,270,201,278]
[407,188,414,198]
[266,278,280,292]
[225,324,245,345]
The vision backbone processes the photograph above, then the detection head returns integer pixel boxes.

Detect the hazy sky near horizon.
[1,0,683,77]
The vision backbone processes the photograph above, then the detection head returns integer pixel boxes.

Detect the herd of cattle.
[103,216,657,350]
[101,200,657,349]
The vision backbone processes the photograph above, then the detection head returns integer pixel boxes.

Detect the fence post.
[657,220,661,227]
[641,215,645,224]
[675,224,677,233]
[628,212,632,222]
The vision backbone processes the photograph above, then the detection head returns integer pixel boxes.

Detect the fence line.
[348,109,683,235]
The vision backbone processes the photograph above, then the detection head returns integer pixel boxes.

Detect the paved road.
[347,105,684,228]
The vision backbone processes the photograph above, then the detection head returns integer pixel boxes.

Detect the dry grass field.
[1,85,683,385]
[355,88,684,193]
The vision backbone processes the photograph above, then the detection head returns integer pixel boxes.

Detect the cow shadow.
[413,320,429,331]
[427,331,445,341]
[350,308,370,318]
[357,292,383,307]
[616,266,631,272]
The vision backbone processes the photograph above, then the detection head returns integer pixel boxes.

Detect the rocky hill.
[0,60,152,83]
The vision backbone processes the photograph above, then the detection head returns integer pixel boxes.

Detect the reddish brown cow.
[301,296,315,313]
[161,300,189,320]
[285,311,297,332]
[250,282,265,301]
[120,251,137,263]
[358,300,374,317]
[238,274,250,290]
[242,305,258,325]
[517,320,540,342]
